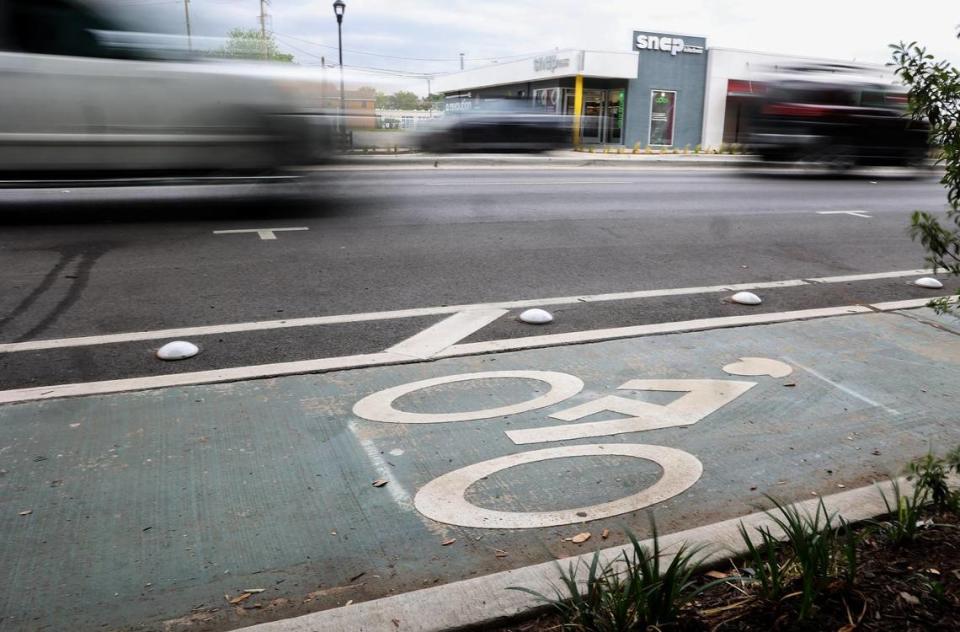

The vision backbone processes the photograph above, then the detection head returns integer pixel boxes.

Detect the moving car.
[0,0,335,178]
[419,99,570,153]
[744,64,930,168]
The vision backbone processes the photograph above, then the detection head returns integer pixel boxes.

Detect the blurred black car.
[745,70,929,168]
[420,99,570,153]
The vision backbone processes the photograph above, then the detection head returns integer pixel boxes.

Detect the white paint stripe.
[0,352,410,405]
[436,306,873,357]
[806,269,931,284]
[213,227,309,241]
[0,270,934,355]
[0,306,874,405]
[347,420,415,511]
[386,309,508,359]
[238,478,919,632]
[4,268,906,354]
[871,296,956,311]
[423,180,636,186]
[783,355,900,416]
[816,210,872,218]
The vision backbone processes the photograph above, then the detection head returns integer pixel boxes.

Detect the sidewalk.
[335,150,755,169]
[1,306,959,631]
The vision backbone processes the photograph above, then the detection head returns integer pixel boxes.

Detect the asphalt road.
[0,166,951,388]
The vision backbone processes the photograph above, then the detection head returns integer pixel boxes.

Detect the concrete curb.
[333,153,752,169]
[238,478,910,632]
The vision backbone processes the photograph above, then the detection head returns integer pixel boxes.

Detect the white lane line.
[213,227,309,240]
[816,211,872,218]
[0,352,410,405]
[386,309,508,359]
[435,306,873,357]
[347,420,415,512]
[870,296,958,311]
[806,269,930,284]
[783,355,900,416]
[423,180,636,186]
[1,268,934,354]
[0,301,944,405]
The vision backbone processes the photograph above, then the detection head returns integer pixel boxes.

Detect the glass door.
[581,90,604,143]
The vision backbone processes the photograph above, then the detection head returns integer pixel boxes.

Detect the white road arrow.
[816,210,872,218]
[213,227,309,240]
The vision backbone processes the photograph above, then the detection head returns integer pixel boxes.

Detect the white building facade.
[431,33,896,149]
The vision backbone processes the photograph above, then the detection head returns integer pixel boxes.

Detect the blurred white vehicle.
[0,0,336,177]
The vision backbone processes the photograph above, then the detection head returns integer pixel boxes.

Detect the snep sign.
[533,55,571,72]
[633,31,705,56]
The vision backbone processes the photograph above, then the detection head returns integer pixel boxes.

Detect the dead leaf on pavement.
[442,538,456,546]
[392,620,400,628]
[242,589,265,594]
[926,568,941,575]
[228,593,252,605]
[372,479,388,487]
[899,591,920,606]
[601,529,610,539]
[571,532,591,544]
[18,510,32,516]
[494,549,508,557]
[705,570,729,580]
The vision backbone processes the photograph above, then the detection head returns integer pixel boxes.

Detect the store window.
[649,90,676,146]
[533,87,560,113]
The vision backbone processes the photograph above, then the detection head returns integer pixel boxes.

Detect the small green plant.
[908,453,955,511]
[510,519,714,631]
[873,477,929,546]
[737,522,790,601]
[588,147,595,153]
[693,144,702,154]
[762,497,855,620]
[644,145,653,154]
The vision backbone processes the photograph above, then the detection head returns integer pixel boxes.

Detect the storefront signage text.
[634,33,704,56]
[533,55,571,72]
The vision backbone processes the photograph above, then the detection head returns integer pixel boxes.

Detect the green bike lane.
[1,308,958,631]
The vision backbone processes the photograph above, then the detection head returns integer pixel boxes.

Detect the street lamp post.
[333,0,346,138]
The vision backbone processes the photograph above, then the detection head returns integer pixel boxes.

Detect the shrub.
[510,519,715,631]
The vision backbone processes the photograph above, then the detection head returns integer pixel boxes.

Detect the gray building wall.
[624,32,708,148]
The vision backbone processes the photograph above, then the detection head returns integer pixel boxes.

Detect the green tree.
[892,35,960,313]
[212,28,294,62]
[391,90,421,110]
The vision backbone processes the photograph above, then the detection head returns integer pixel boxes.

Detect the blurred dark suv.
[745,71,929,168]
[419,99,570,153]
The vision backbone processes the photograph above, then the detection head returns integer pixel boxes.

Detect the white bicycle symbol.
[353,358,792,529]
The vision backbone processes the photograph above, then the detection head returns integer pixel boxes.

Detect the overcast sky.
[106,0,960,93]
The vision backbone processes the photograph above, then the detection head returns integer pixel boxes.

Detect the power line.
[274,32,550,64]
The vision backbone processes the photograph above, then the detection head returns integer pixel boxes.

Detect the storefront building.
[430,31,893,149]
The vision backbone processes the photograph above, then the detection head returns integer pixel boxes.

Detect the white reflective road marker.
[0,268,932,354]
[506,379,756,444]
[387,309,508,359]
[414,444,703,529]
[213,227,309,240]
[816,211,872,218]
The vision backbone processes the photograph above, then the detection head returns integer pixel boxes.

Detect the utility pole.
[459,52,464,70]
[258,0,270,60]
[183,0,192,52]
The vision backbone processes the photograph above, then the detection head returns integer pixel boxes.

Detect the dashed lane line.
[0,268,933,354]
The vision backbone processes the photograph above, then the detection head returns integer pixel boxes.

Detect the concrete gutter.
[238,478,909,632]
